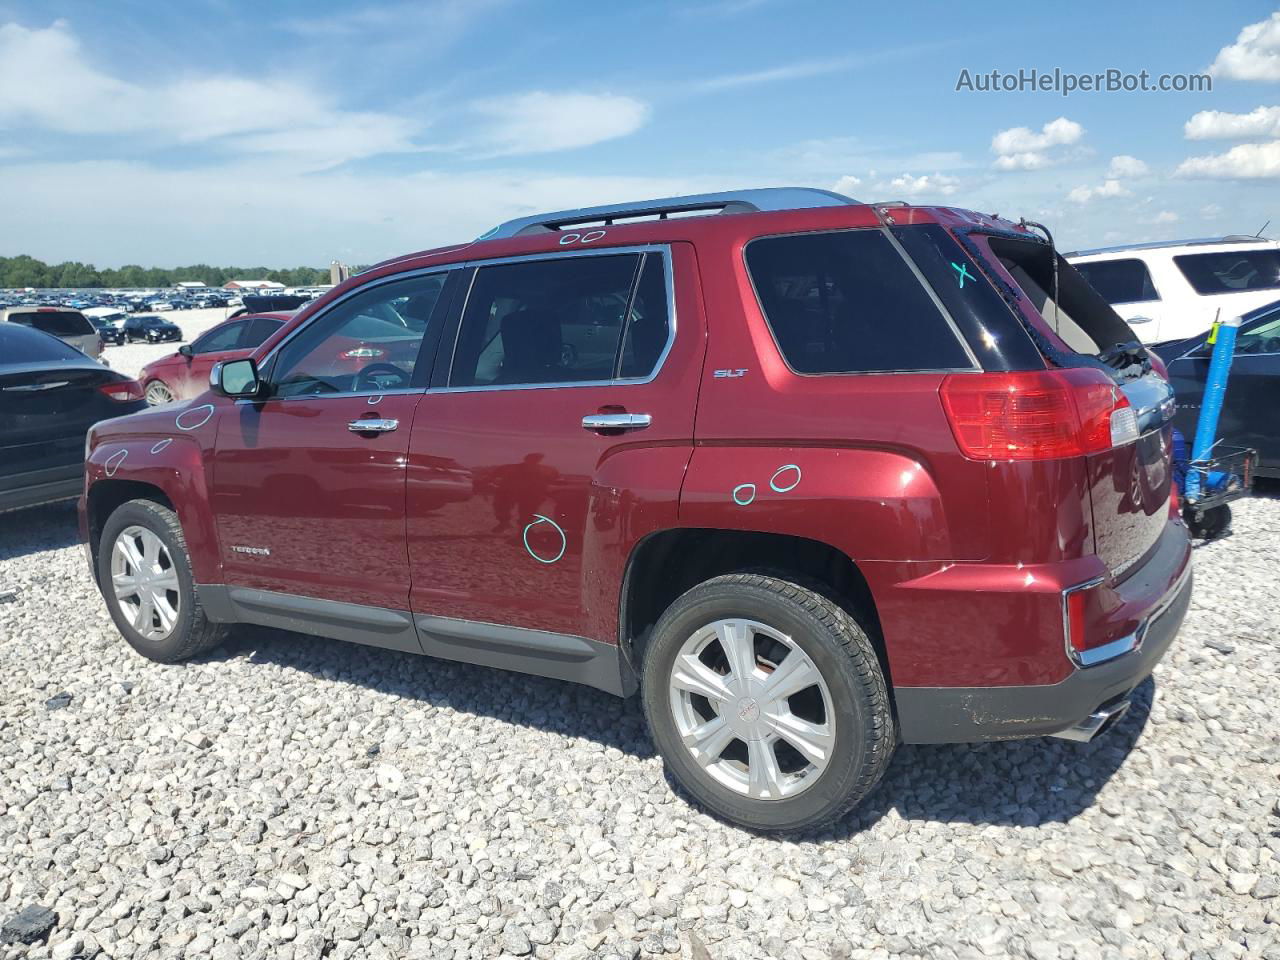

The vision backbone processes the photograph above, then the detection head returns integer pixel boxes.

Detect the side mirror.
[178,344,193,359]
[212,358,261,398]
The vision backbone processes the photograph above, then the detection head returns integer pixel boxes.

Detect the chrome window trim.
[439,243,678,393]
[252,264,456,397]
[741,226,982,378]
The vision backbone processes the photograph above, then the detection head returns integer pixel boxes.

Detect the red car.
[81,189,1191,831]
[137,313,292,405]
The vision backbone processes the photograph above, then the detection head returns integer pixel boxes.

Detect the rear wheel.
[642,573,895,832]
[97,499,227,662]
[144,380,175,406]
[1185,503,1231,540]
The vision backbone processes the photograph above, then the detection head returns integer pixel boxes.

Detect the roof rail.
[478,187,859,240]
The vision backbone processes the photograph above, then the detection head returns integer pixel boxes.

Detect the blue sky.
[0,1,1278,267]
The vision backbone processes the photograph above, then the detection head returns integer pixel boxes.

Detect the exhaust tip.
[1049,698,1131,743]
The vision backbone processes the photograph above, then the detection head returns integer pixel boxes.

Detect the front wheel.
[642,573,895,832]
[97,499,228,662]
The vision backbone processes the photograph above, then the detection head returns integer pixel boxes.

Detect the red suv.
[80,189,1191,831]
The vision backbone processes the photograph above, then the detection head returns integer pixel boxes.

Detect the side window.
[1073,258,1160,304]
[1174,250,1280,294]
[192,321,246,354]
[243,317,284,348]
[618,254,671,379]
[271,272,448,398]
[450,254,642,387]
[1236,311,1280,355]
[745,230,971,374]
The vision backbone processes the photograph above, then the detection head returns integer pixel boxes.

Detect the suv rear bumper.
[894,529,1192,744]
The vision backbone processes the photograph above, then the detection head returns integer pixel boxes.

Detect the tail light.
[341,347,384,359]
[97,379,144,402]
[940,369,1138,461]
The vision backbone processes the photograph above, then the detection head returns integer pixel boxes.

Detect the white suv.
[1066,236,1280,345]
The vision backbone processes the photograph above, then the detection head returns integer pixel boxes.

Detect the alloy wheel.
[668,618,834,800]
[144,380,175,406]
[110,525,181,641]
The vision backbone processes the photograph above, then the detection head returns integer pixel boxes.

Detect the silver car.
[1,306,103,359]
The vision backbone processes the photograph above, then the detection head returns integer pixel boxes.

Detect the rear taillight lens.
[98,379,143,402]
[1066,587,1090,657]
[940,369,1137,461]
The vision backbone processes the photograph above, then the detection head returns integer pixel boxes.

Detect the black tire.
[1185,503,1231,540]
[642,573,895,833]
[97,498,228,662]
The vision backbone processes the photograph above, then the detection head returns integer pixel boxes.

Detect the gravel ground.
[101,308,237,381]
[1,493,1277,960]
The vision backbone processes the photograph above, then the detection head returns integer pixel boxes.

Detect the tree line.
[0,254,333,289]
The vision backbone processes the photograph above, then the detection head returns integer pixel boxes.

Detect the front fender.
[85,400,223,582]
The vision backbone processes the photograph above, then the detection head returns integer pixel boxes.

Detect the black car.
[1153,298,1280,478]
[88,314,126,345]
[0,325,145,512]
[123,314,182,343]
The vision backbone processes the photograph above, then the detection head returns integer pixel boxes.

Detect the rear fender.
[679,445,960,562]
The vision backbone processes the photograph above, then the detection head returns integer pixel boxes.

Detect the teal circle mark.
[732,483,757,506]
[523,514,566,564]
[769,464,801,493]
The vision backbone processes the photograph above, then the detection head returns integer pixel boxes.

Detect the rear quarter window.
[1174,250,1280,294]
[744,230,972,374]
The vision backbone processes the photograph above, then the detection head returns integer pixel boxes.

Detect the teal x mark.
[950,261,976,288]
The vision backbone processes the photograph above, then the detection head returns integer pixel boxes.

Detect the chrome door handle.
[582,413,652,432]
[348,418,399,433]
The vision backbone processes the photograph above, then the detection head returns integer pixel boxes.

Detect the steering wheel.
[353,362,411,392]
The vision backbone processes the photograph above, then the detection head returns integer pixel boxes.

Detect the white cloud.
[1152,211,1179,224]
[694,57,858,92]
[877,173,960,197]
[1176,141,1280,179]
[1185,105,1280,141]
[831,175,862,196]
[1209,12,1280,82]
[991,117,1083,170]
[1106,155,1149,178]
[1201,203,1223,219]
[0,21,422,169]
[469,92,649,156]
[1066,179,1128,203]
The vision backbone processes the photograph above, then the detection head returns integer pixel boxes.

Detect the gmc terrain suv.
[81,188,1192,831]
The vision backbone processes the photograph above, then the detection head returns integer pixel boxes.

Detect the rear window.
[0,324,84,363]
[1174,250,1280,295]
[7,310,93,337]
[450,253,656,387]
[744,230,971,373]
[1073,258,1160,304]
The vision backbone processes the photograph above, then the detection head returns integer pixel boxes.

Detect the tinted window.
[7,310,93,337]
[618,254,671,379]
[1237,308,1280,355]
[1073,258,1160,304]
[0,324,84,364]
[272,272,447,398]
[243,317,284,348]
[1174,250,1280,294]
[192,321,246,353]
[450,254,641,387]
[745,230,971,373]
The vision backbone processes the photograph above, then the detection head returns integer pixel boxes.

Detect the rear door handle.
[348,418,399,433]
[582,413,652,432]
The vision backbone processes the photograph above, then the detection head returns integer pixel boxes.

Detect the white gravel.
[0,492,1278,960]
[101,308,238,381]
